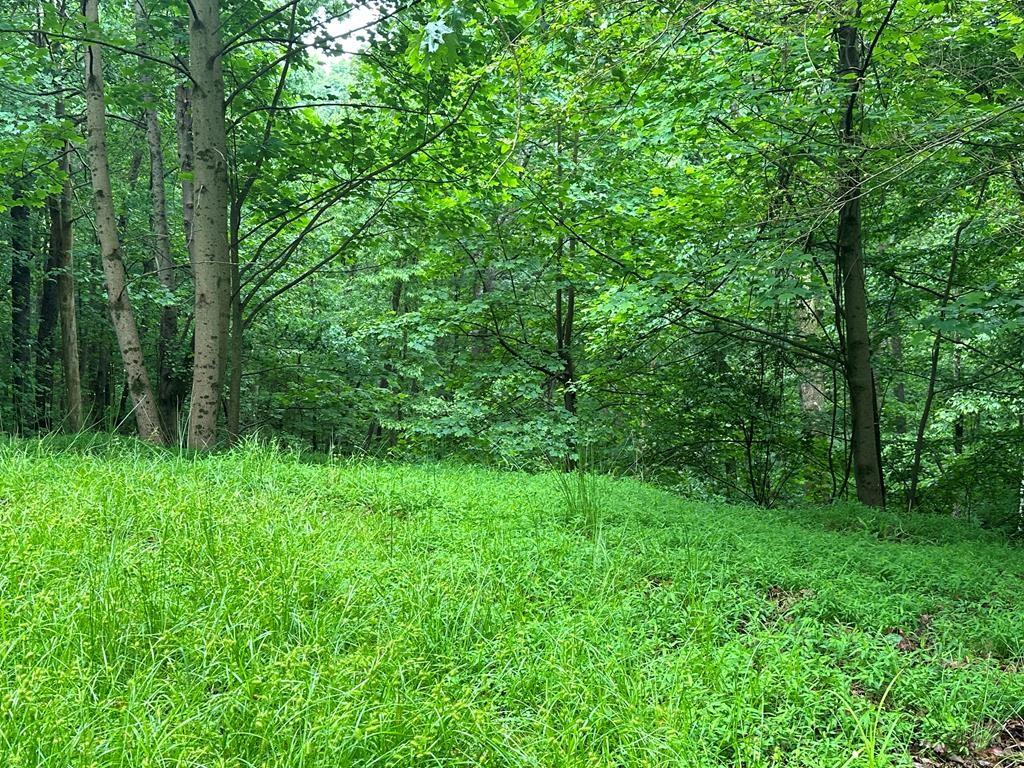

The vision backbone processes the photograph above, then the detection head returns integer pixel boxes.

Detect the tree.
[135,0,186,438]
[186,0,231,449]
[82,0,165,444]
[9,187,32,432]
[52,135,82,433]
[835,16,886,507]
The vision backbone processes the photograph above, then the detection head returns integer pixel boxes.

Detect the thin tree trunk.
[907,218,970,510]
[836,21,884,507]
[797,297,826,413]
[553,124,579,470]
[54,137,83,433]
[93,334,112,428]
[35,218,60,429]
[175,84,196,264]
[82,0,165,444]
[557,283,577,415]
[906,335,941,512]
[10,192,32,433]
[186,0,231,449]
[890,334,906,434]
[226,204,242,444]
[952,338,964,455]
[174,83,197,425]
[1018,414,1024,534]
[136,0,184,438]
[554,242,577,421]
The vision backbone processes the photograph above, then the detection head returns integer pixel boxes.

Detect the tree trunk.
[556,282,577,417]
[83,0,165,445]
[175,84,196,265]
[186,0,231,450]
[53,138,83,433]
[907,218,969,510]
[226,204,242,444]
[952,338,964,455]
[10,193,32,433]
[136,0,185,438]
[836,22,884,507]
[553,123,579,470]
[796,297,826,413]
[890,334,906,434]
[35,220,60,430]
[92,334,112,428]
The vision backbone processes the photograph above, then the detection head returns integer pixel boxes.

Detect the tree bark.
[836,22,884,507]
[186,0,231,450]
[556,282,577,417]
[175,84,196,265]
[952,338,964,455]
[890,334,906,434]
[53,137,83,433]
[35,217,60,429]
[553,124,579,470]
[10,184,33,433]
[83,0,165,444]
[797,297,826,413]
[91,332,113,428]
[226,215,243,444]
[136,0,185,438]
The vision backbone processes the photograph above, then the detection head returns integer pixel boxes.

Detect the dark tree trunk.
[553,124,579,471]
[836,22,884,507]
[556,282,577,417]
[10,196,33,432]
[92,335,113,428]
[953,339,964,455]
[53,138,83,433]
[34,226,60,429]
[175,84,196,264]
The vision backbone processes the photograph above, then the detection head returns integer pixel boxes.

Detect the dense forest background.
[2,0,1023,521]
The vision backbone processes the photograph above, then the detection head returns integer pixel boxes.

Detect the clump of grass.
[0,440,1022,766]
[555,465,604,537]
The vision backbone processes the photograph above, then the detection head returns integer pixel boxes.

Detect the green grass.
[0,438,1022,767]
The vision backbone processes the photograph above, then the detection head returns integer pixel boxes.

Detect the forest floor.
[0,439,1022,767]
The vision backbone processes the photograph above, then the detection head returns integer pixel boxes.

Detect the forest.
[1,0,1024,765]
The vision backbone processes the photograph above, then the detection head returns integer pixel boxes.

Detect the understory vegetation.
[3,0,1024,515]
[1,441,1021,766]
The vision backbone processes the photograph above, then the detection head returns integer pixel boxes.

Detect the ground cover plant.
[0,439,1021,767]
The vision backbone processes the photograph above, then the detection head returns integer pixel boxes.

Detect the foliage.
[2,0,1024,505]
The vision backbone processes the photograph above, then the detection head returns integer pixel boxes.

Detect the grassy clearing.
[0,439,1021,767]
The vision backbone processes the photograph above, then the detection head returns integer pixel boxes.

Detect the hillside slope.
[0,441,1021,766]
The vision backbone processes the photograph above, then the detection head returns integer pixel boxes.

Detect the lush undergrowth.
[0,438,1022,767]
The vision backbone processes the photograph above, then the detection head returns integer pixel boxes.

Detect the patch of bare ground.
[912,718,1024,767]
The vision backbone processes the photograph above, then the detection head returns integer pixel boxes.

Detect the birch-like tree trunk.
[83,0,165,444]
[186,0,231,449]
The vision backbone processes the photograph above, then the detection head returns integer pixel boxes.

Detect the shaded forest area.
[2,0,1024,520]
